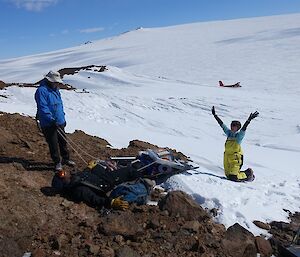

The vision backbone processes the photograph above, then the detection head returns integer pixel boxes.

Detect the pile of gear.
[51,148,197,211]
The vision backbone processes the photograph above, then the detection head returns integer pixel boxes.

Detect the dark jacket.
[35,79,66,128]
[68,164,142,192]
[52,164,143,208]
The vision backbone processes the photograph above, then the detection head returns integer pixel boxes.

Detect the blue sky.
[0,0,300,59]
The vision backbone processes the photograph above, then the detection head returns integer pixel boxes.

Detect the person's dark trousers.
[42,123,70,165]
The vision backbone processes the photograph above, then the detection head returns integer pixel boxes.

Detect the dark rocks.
[268,212,300,256]
[270,221,290,230]
[221,223,257,257]
[58,65,107,77]
[255,236,273,257]
[158,191,210,221]
[210,208,219,217]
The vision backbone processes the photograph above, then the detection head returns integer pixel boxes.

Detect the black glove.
[212,106,216,116]
[248,111,259,121]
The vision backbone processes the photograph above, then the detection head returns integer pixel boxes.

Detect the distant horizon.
[1,0,300,59]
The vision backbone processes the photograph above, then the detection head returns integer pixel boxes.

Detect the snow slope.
[1,13,300,234]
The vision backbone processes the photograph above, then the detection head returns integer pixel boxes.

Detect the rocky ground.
[0,112,298,257]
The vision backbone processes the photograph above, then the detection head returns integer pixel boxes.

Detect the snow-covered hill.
[0,13,300,235]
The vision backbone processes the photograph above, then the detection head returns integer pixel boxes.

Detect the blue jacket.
[221,124,245,145]
[35,79,66,128]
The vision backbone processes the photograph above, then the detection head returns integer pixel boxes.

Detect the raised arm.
[241,111,259,131]
[212,106,223,127]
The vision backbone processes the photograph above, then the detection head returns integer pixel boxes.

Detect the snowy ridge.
[1,13,300,234]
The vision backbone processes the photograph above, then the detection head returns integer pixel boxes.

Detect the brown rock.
[57,234,68,249]
[255,236,273,257]
[183,220,201,233]
[116,245,141,257]
[114,235,125,245]
[210,222,226,237]
[253,220,271,230]
[0,238,23,257]
[98,247,114,257]
[87,243,100,255]
[32,248,46,257]
[0,80,7,90]
[221,223,257,257]
[158,191,210,221]
[147,218,160,229]
[100,212,143,238]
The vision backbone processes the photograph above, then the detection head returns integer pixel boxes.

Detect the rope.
[57,127,98,160]
[69,138,99,160]
[57,128,89,165]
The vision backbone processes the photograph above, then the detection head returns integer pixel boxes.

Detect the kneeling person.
[212,106,258,182]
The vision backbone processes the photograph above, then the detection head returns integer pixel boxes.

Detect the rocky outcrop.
[221,223,257,257]
[0,80,6,89]
[158,190,210,221]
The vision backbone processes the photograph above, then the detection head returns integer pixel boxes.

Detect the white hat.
[45,70,63,83]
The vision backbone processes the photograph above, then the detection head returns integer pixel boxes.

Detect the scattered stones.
[98,247,115,257]
[268,212,300,256]
[99,212,143,238]
[116,245,141,257]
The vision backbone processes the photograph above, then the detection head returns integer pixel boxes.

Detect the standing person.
[35,70,75,171]
[212,106,259,182]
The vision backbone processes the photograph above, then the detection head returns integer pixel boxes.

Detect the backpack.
[109,179,150,205]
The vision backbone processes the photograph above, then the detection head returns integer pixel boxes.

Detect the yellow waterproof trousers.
[223,139,247,180]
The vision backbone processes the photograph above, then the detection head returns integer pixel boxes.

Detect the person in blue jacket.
[35,70,75,171]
